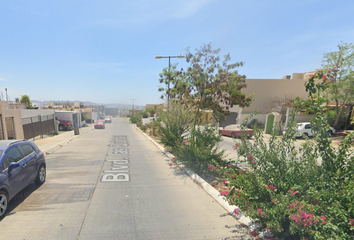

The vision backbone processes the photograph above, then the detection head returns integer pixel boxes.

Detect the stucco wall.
[241,78,310,113]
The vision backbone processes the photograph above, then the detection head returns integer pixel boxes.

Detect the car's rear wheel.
[59,125,64,131]
[302,132,309,138]
[0,191,8,218]
[35,164,46,185]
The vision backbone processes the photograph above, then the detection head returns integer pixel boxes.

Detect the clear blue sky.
[1,0,353,106]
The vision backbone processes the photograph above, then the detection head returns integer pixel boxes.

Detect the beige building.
[0,101,24,140]
[241,71,315,114]
[224,71,317,126]
[145,104,165,111]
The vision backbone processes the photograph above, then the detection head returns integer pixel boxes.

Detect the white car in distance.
[283,122,335,138]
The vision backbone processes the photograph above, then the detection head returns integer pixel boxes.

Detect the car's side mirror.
[8,162,20,173]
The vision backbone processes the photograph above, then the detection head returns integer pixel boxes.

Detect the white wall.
[21,109,55,118]
[238,113,314,125]
[55,111,74,121]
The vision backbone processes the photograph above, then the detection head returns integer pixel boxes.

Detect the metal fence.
[22,114,55,140]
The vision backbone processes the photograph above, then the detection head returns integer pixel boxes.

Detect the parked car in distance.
[0,139,46,218]
[58,119,73,131]
[94,120,105,129]
[282,122,335,138]
[219,124,253,138]
[104,117,112,123]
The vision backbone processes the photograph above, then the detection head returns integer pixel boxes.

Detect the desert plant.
[174,124,225,175]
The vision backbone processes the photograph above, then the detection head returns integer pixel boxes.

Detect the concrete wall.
[0,101,24,139]
[240,78,311,113]
[4,109,24,139]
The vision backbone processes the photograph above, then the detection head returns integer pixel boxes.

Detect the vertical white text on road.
[102,135,130,182]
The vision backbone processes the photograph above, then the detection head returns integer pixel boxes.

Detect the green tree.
[321,42,354,129]
[158,43,252,127]
[20,95,33,109]
[157,43,253,174]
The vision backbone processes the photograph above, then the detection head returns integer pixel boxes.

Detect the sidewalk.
[32,125,93,155]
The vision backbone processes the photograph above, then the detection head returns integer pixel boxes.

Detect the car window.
[3,147,23,169]
[19,144,35,156]
[305,124,311,129]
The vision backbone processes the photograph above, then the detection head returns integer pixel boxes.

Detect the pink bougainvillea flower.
[232,144,240,150]
[263,213,267,217]
[234,208,240,215]
[349,219,354,226]
[220,191,229,196]
[323,75,327,79]
[320,215,326,220]
[169,162,172,166]
[257,208,262,216]
[267,185,276,191]
[223,180,228,185]
[250,231,258,237]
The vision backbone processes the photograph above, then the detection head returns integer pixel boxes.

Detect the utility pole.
[131,99,137,113]
[155,55,185,112]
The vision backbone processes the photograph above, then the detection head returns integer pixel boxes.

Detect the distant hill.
[105,103,144,110]
[31,100,144,110]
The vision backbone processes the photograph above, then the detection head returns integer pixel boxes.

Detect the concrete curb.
[135,126,260,235]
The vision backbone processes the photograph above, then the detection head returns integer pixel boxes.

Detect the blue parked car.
[0,140,46,218]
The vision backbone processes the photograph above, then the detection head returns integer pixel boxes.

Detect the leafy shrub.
[174,125,225,174]
[211,72,354,239]
[247,119,264,129]
[157,121,184,151]
[129,112,144,124]
[140,125,147,132]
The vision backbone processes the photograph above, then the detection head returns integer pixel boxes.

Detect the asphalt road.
[0,118,253,240]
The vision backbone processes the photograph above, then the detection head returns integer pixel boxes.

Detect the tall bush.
[212,72,354,239]
[157,102,194,152]
[174,125,225,174]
